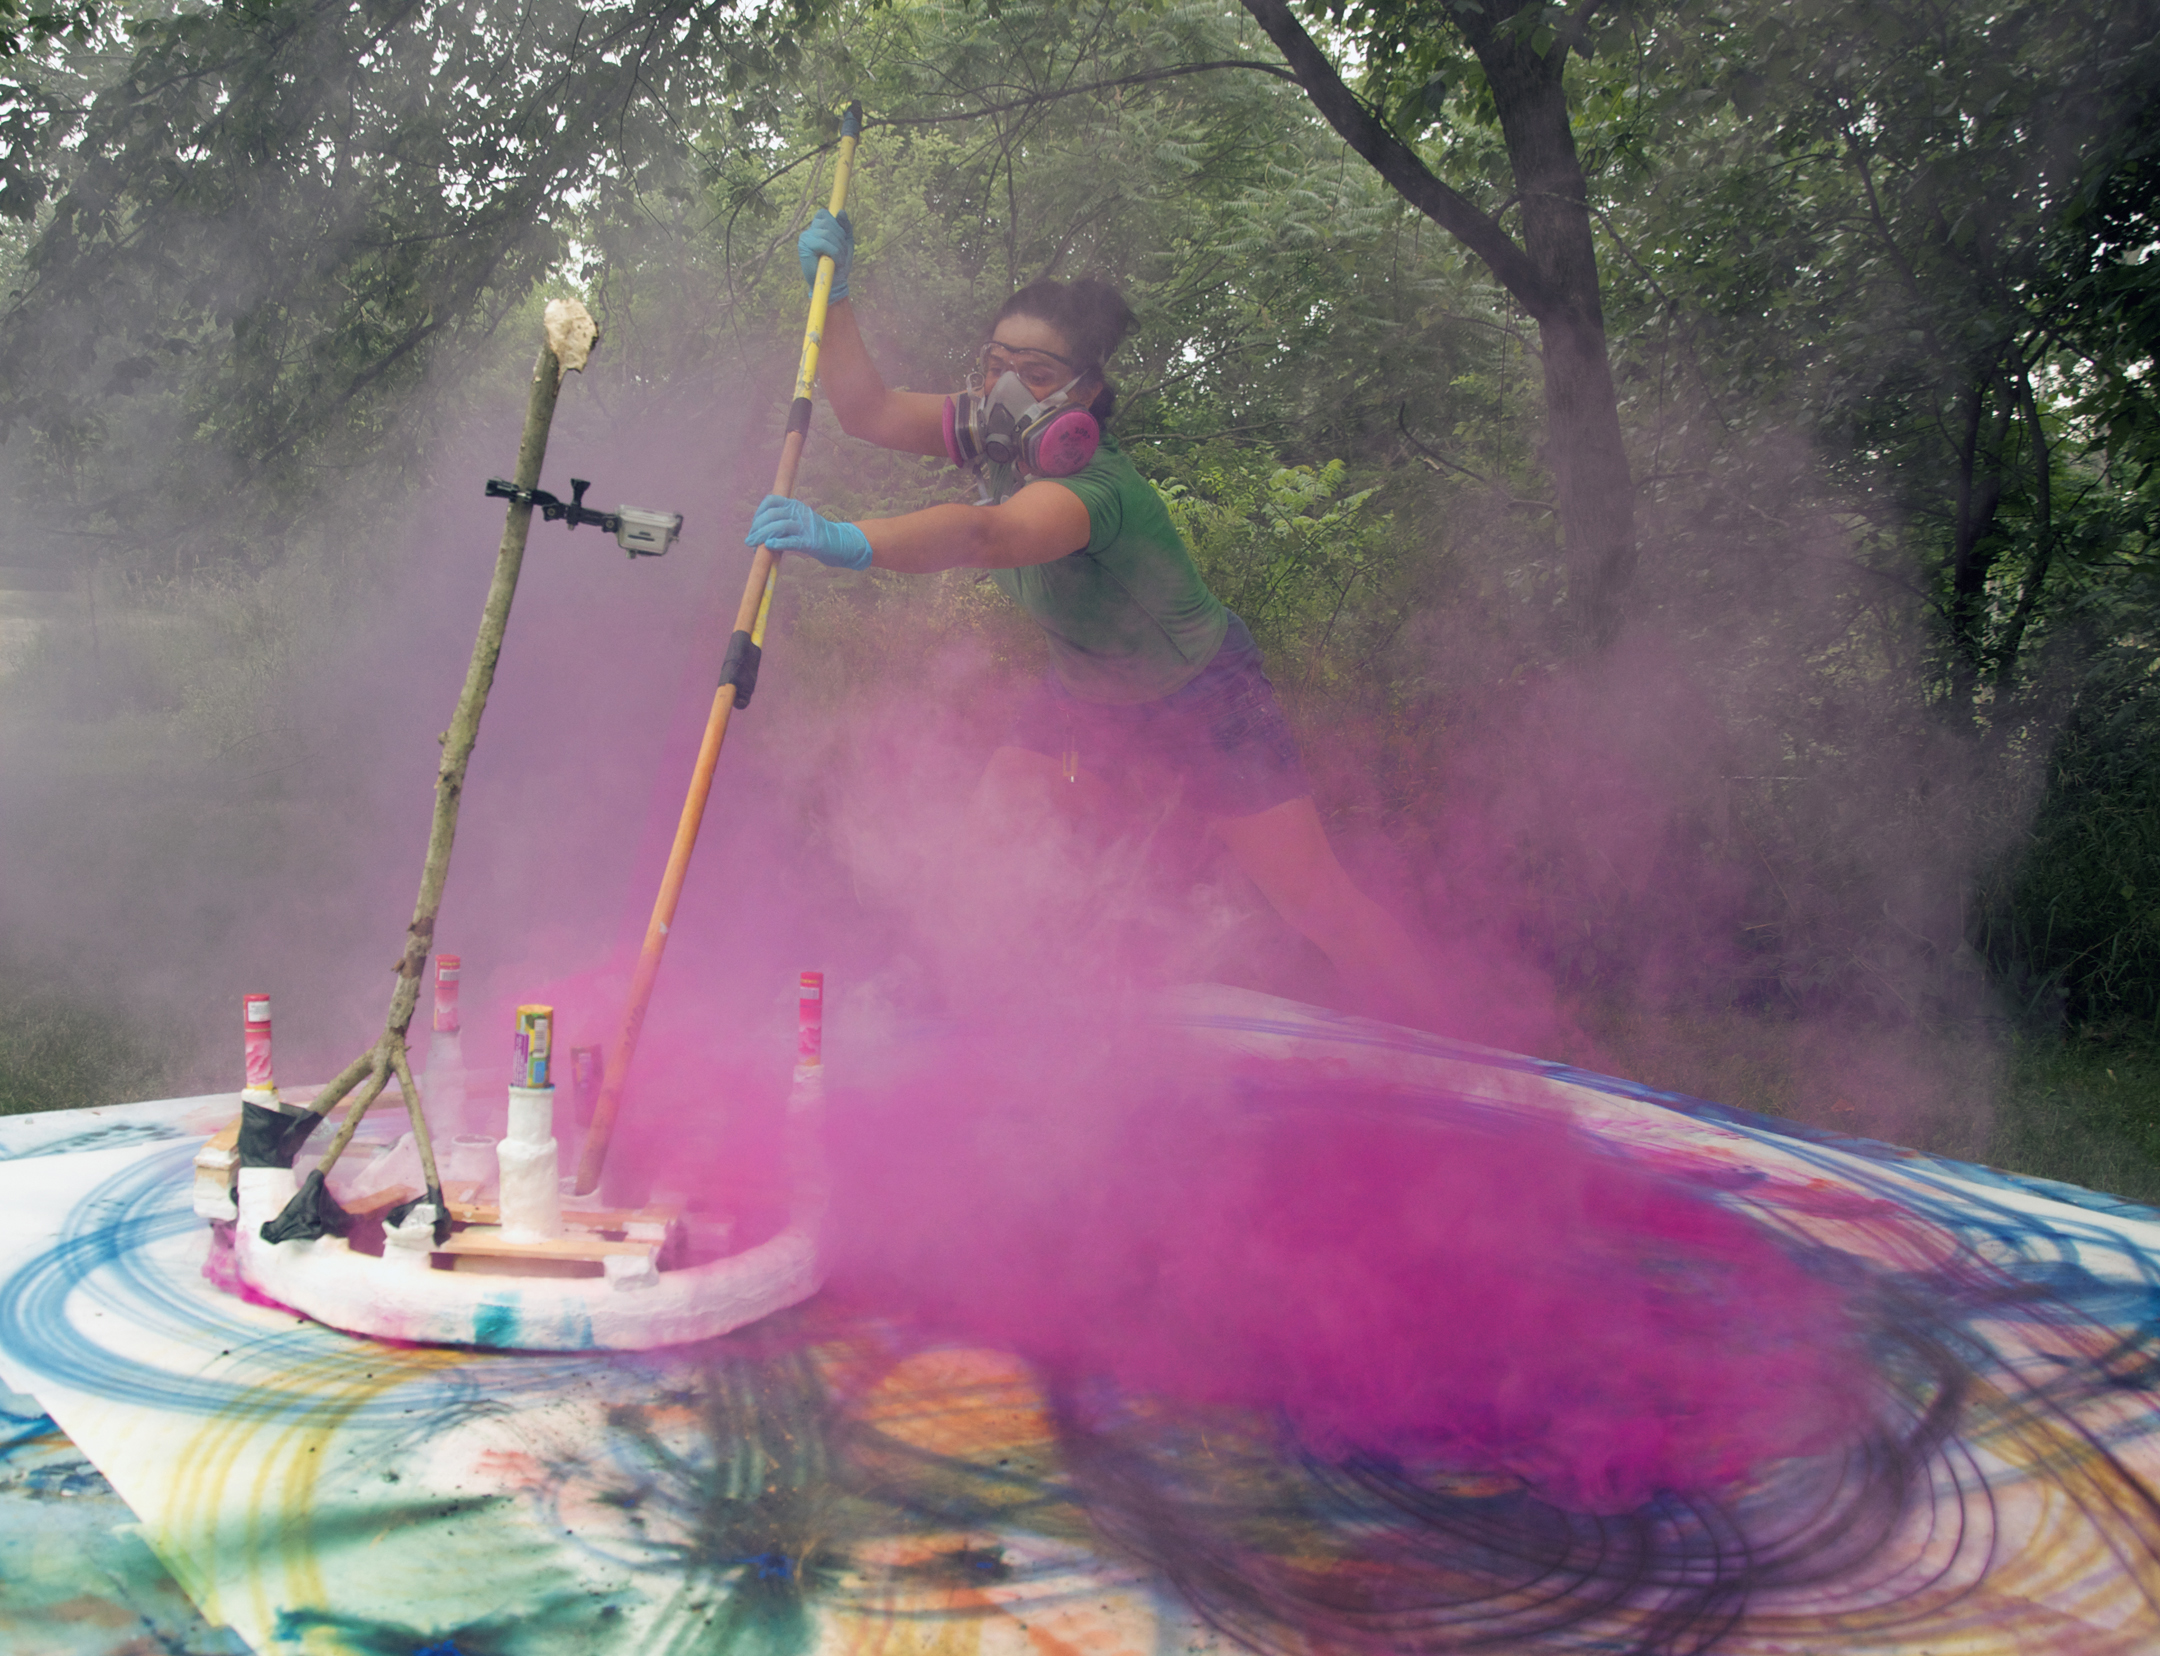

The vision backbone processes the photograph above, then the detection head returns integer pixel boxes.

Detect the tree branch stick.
[307,1057,392,1177]
[389,1043,443,1198]
[298,1048,380,1124]
[280,306,590,1200]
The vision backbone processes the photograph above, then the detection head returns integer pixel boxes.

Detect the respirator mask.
[943,345,1101,503]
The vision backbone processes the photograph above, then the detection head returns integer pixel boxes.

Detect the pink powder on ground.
[826,1033,1873,1513]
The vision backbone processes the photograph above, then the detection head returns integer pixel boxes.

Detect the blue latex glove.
[745,493,873,570]
[798,208,853,303]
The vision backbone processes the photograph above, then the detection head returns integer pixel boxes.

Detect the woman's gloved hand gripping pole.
[746,493,872,571]
[747,209,1092,576]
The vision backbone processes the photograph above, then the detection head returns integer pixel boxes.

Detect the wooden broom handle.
[573,104,863,1195]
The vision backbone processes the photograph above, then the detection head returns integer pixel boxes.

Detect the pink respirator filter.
[942,396,966,469]
[1032,409,1099,476]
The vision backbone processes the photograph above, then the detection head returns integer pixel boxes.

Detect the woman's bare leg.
[966,760,1451,1029]
[1212,795,1446,1028]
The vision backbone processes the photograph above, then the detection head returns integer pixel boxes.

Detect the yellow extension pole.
[573,103,862,1195]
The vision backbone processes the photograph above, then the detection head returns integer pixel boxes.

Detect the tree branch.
[1398,404,1556,515]
[867,59,1300,128]
[1236,0,1562,319]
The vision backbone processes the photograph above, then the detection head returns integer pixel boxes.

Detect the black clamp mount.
[484,476,684,558]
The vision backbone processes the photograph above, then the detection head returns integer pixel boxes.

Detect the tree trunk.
[1238,0,1637,646]
[1995,367,2054,689]
[1947,374,2014,707]
[1463,7,1637,643]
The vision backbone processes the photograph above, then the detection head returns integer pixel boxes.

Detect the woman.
[746,209,1443,1028]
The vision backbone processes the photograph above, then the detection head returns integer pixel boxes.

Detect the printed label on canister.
[514,1004,554,1089]
[433,955,462,1034]
[797,971,824,1067]
[243,994,274,1090]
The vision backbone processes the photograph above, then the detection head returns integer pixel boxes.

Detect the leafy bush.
[1149,447,1402,705]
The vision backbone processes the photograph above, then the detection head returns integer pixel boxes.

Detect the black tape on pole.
[784,397,814,439]
[719,628,763,708]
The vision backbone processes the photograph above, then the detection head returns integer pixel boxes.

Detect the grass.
[0,969,197,1118]
[1567,1002,2160,1207]
[1985,1033,2160,1206]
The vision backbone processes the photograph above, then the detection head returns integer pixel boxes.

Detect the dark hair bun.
[995,277,1136,372]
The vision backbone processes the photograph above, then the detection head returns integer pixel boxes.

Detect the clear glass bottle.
[423,953,468,1134]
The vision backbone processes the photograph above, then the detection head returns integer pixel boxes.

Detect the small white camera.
[486,474,683,558]
[613,507,683,558]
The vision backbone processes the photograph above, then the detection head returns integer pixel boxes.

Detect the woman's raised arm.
[819,301,950,458]
[798,210,948,458]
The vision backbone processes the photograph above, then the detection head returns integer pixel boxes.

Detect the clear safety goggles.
[978,340,1078,398]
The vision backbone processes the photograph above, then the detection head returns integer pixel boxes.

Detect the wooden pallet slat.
[341,1185,421,1220]
[434,1226,660,1262]
[210,1146,692,1275]
[444,1199,679,1233]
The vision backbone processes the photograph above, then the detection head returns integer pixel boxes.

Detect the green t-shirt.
[990,434,1230,704]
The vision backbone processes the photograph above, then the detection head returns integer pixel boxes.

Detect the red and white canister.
[433,954,462,1034]
[242,993,276,1102]
[797,971,823,1070]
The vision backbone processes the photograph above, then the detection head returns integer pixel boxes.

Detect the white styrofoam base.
[232,1076,827,1351]
[233,1167,821,1350]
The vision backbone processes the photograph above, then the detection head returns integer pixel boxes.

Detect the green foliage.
[0,0,834,581]
[1569,0,2160,1033]
[1311,0,1648,148]
[1149,447,1403,702]
[1601,0,2160,703]
[0,0,104,230]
